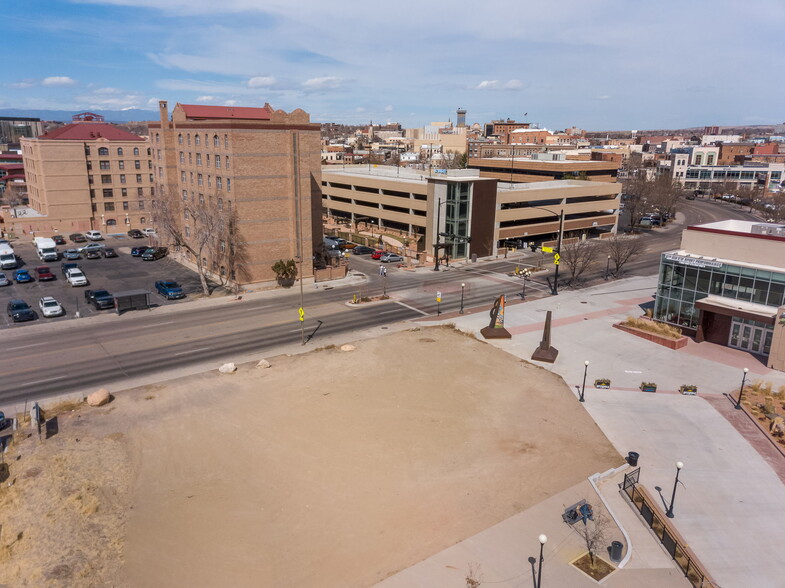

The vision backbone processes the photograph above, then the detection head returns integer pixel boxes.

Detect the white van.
[0,245,16,270]
[33,237,59,262]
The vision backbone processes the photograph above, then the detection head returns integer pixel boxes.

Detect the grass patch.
[621,316,682,340]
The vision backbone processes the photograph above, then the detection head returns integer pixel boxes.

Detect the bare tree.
[648,176,683,219]
[153,190,245,296]
[603,235,644,275]
[574,506,613,567]
[465,563,483,588]
[560,239,600,285]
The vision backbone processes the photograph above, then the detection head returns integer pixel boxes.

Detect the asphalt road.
[0,197,757,406]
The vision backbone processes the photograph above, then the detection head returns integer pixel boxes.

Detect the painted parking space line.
[25,375,66,386]
[7,342,47,351]
[173,347,211,356]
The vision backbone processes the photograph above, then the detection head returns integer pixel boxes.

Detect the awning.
[695,295,777,325]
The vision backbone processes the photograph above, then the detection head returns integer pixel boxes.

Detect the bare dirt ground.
[0,326,620,587]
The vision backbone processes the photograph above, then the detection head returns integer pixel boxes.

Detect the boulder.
[256,359,271,369]
[340,344,356,352]
[219,363,237,374]
[87,388,111,407]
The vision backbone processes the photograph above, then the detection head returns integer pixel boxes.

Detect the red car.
[371,250,386,260]
[34,266,56,281]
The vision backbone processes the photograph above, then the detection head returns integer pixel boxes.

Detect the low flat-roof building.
[468,155,619,183]
[653,220,785,370]
[321,165,620,259]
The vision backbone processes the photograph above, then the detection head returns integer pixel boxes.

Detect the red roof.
[178,104,272,121]
[38,122,145,142]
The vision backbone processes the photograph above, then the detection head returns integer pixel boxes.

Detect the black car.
[7,299,36,322]
[142,247,168,261]
[127,229,144,239]
[69,233,87,243]
[84,289,114,310]
[83,249,101,259]
[351,246,376,255]
[51,235,66,245]
[131,246,149,257]
[102,247,118,258]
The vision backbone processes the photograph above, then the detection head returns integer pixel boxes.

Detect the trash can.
[627,451,639,466]
[610,541,623,562]
[471,253,477,263]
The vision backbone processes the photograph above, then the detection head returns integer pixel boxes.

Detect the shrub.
[622,316,682,339]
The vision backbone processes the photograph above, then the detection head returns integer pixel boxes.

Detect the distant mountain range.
[0,108,159,123]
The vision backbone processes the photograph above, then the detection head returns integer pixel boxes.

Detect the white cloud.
[196,95,216,102]
[474,80,499,90]
[224,99,238,106]
[147,97,161,106]
[302,76,342,91]
[355,106,365,113]
[504,79,523,90]
[94,87,123,95]
[9,80,35,89]
[42,76,77,86]
[247,76,276,88]
[472,79,522,91]
[384,105,393,112]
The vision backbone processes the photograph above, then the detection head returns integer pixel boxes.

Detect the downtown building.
[149,101,322,284]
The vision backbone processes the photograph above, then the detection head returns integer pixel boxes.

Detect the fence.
[622,469,718,587]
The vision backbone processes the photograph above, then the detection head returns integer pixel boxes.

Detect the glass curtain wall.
[654,256,785,329]
[444,182,470,259]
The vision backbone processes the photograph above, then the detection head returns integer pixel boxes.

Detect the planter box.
[680,386,698,396]
[595,384,611,389]
[640,385,657,393]
[613,321,689,350]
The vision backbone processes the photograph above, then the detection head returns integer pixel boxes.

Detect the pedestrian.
[382,266,387,277]
[379,264,384,276]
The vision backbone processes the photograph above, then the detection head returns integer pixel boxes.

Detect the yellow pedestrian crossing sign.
[436,291,442,303]
[298,307,305,321]
[553,252,560,266]
[541,246,553,253]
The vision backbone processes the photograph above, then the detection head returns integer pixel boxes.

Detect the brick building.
[149,101,322,285]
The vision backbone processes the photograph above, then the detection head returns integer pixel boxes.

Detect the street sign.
[541,246,553,253]
[436,291,442,303]
[298,307,305,321]
[554,253,561,262]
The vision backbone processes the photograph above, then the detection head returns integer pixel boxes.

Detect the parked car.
[380,253,403,263]
[84,230,104,241]
[351,246,375,255]
[65,268,88,287]
[77,242,105,253]
[85,289,114,310]
[34,266,56,281]
[13,269,33,283]
[131,246,149,257]
[69,233,87,243]
[142,227,157,237]
[63,249,81,260]
[39,296,64,318]
[0,272,9,286]
[127,229,144,239]
[142,247,168,261]
[155,280,186,300]
[330,237,347,247]
[83,249,101,259]
[7,299,36,322]
[371,250,387,260]
[61,262,80,275]
[102,247,118,258]
[51,235,66,245]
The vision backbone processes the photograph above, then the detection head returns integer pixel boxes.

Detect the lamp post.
[735,367,749,409]
[460,282,465,314]
[125,212,130,230]
[580,360,589,402]
[665,461,684,518]
[536,534,547,588]
[605,255,611,280]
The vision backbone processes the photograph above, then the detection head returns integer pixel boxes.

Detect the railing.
[622,469,718,587]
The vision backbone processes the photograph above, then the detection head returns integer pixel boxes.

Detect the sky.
[4,0,785,130]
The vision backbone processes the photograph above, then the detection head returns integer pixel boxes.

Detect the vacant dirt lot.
[0,326,620,587]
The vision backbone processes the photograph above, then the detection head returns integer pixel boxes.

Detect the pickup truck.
[61,261,80,275]
[84,289,114,310]
[155,280,185,300]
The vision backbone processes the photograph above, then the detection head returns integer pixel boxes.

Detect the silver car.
[39,296,64,318]
[380,253,403,263]
[0,272,8,286]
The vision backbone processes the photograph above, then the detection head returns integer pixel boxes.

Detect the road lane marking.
[7,342,48,351]
[25,376,66,385]
[173,347,211,356]
[395,301,429,316]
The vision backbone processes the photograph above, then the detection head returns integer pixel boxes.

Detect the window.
[196,153,202,166]
[184,209,189,219]
[217,197,223,210]
[137,187,143,197]
[100,161,111,170]
[187,134,191,146]
[181,171,186,182]
[215,155,221,168]
[707,154,715,165]
[183,190,188,201]
[90,189,95,199]
[121,188,128,197]
[136,174,142,183]
[101,174,112,184]
[133,147,139,156]
[104,202,115,211]
[123,201,129,210]
[138,200,145,210]
[198,173,203,186]
[224,134,228,149]
[86,161,92,170]
[199,193,205,205]
[190,172,194,184]
[189,152,192,164]
[155,133,160,144]
[89,175,94,184]
[195,134,200,146]
[220,240,226,253]
[140,216,146,224]
[85,146,91,155]
[227,178,231,192]
[149,173,154,182]
[214,135,220,147]
[98,147,109,156]
[103,188,113,198]
[125,217,130,225]
[226,156,230,169]
[216,177,222,190]
[180,152,185,164]
[92,203,97,212]
[178,134,183,145]
[206,154,210,166]
[185,226,190,237]
[157,149,162,161]
[118,161,125,170]
[117,147,124,156]
[207,175,212,187]
[227,199,231,210]
[135,160,141,169]
[120,174,127,184]
[695,154,702,165]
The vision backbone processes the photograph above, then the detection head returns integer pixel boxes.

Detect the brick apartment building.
[149,101,322,285]
[7,113,153,236]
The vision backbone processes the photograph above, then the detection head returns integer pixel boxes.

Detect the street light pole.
[527,205,564,295]
[536,534,547,588]
[580,360,589,402]
[460,282,465,314]
[665,461,684,518]
[735,367,749,409]
[605,255,611,280]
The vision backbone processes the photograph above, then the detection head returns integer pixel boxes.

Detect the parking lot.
[0,234,204,328]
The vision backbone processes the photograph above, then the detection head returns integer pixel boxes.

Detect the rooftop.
[178,104,272,121]
[322,164,485,183]
[688,220,785,240]
[37,122,144,142]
